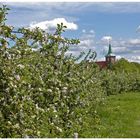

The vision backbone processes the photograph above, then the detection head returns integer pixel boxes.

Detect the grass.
[96,92,140,138]
[40,92,140,138]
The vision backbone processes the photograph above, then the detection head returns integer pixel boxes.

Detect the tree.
[0,5,103,138]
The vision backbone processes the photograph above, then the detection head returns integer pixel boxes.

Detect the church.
[95,43,116,69]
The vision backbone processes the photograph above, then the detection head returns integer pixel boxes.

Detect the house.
[95,43,116,69]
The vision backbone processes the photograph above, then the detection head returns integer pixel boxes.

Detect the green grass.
[40,92,140,138]
[96,92,140,138]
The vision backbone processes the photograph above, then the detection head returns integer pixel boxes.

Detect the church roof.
[95,61,107,68]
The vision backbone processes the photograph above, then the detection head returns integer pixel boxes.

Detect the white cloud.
[82,29,86,33]
[78,30,95,50]
[89,30,95,34]
[80,30,95,40]
[128,56,140,63]
[113,47,129,54]
[101,36,112,41]
[68,34,140,63]
[116,55,122,60]
[132,50,140,53]
[128,39,140,45]
[79,40,93,48]
[68,30,96,57]
[131,56,140,61]
[101,36,112,43]
[5,2,140,14]
[29,18,78,31]
[66,33,140,63]
[92,3,140,13]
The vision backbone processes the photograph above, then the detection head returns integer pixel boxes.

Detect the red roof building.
[95,61,108,69]
[95,43,116,69]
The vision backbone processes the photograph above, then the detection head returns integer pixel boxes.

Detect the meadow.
[96,92,140,138]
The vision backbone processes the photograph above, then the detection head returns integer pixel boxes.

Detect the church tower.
[105,43,116,64]
[95,41,116,69]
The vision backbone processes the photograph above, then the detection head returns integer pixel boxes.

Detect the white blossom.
[15,75,20,81]
[74,133,78,138]
[47,89,53,93]
[62,87,68,93]
[17,64,25,69]
[14,123,20,128]
[38,88,42,91]
[56,126,62,132]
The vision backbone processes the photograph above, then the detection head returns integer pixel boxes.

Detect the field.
[96,92,140,138]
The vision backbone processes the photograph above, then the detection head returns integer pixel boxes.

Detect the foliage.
[99,58,140,96]
[112,58,140,73]
[0,5,103,138]
[100,70,140,96]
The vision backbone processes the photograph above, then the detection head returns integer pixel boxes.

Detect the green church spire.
[106,43,114,57]
[108,43,112,55]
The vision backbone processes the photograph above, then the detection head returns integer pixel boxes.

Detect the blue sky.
[2,2,140,63]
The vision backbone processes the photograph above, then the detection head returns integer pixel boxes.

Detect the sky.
[1,2,140,63]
